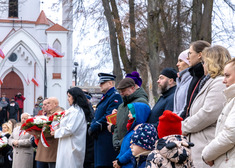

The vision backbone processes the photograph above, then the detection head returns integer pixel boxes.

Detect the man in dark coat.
[89,73,122,168]
[7,98,19,121]
[112,77,149,151]
[147,68,177,129]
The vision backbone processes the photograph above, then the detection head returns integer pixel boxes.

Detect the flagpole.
[44,58,47,98]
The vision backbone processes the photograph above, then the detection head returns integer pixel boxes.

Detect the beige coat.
[8,126,34,168]
[182,76,226,168]
[202,84,235,168]
[35,106,62,162]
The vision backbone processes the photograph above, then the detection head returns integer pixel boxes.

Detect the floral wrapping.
[145,135,195,168]
[21,115,51,132]
[0,137,8,149]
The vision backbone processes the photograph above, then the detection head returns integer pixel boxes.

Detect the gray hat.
[98,73,116,83]
[117,78,135,90]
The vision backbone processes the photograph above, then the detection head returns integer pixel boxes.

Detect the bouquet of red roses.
[49,111,66,131]
[21,115,51,132]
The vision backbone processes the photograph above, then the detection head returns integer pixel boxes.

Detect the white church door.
[1,71,24,101]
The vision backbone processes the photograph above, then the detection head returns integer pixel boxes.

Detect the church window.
[52,40,62,79]
[9,0,18,18]
[8,53,18,62]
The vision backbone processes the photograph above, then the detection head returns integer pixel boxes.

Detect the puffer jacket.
[145,135,194,168]
[116,102,151,168]
[202,84,235,168]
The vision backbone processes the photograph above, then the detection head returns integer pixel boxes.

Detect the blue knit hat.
[131,123,158,150]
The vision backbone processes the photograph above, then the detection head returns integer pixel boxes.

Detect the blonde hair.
[2,122,12,134]
[202,45,231,78]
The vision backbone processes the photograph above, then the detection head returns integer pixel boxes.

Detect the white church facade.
[0,0,73,114]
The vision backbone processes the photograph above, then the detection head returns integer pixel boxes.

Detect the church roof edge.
[46,23,68,32]
[35,10,50,25]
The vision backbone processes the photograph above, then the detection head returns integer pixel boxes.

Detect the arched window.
[52,40,62,79]
[9,0,18,18]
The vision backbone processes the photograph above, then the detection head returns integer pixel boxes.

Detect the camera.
[16,93,22,97]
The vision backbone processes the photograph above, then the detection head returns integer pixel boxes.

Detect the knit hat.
[157,110,183,139]
[127,103,136,119]
[125,71,142,87]
[117,78,135,90]
[161,68,177,82]
[131,123,158,150]
[178,49,190,65]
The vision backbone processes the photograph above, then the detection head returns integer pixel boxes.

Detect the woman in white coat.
[51,87,92,168]
[182,45,231,168]
[202,58,235,167]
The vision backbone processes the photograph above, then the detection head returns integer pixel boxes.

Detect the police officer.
[88,73,122,168]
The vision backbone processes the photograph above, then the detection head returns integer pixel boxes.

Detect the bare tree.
[191,0,214,43]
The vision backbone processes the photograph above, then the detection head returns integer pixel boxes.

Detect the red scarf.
[126,118,135,131]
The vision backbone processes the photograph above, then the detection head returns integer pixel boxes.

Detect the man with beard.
[147,68,177,129]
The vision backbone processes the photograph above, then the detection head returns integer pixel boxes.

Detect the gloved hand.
[88,123,100,139]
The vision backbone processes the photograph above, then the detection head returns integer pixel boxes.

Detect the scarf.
[126,118,135,131]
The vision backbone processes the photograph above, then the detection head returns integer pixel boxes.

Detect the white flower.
[0,137,8,148]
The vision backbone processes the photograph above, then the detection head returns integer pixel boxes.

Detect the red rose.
[20,123,27,130]
[26,118,34,124]
[49,115,54,121]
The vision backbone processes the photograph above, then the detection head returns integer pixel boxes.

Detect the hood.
[129,102,151,131]
[156,135,194,164]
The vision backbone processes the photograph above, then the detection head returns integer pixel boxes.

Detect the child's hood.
[131,102,151,127]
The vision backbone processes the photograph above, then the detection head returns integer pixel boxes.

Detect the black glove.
[88,127,99,139]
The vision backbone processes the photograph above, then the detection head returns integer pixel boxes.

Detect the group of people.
[0,92,25,125]
[1,40,235,168]
[87,40,235,168]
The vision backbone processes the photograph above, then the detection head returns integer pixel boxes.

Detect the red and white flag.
[40,46,47,55]
[0,79,3,85]
[46,46,64,58]
[40,46,53,59]
[31,77,39,86]
[0,49,5,59]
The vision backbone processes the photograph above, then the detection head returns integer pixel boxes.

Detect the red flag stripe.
[31,77,39,86]
[46,46,64,58]
[0,49,5,59]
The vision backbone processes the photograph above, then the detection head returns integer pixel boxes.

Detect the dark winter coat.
[131,151,150,168]
[147,86,176,128]
[180,62,204,119]
[89,87,122,167]
[145,135,194,168]
[113,87,149,148]
[7,102,19,121]
[116,102,151,168]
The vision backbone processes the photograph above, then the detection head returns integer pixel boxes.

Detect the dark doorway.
[1,71,23,100]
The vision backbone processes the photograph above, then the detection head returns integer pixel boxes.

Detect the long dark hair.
[67,87,92,122]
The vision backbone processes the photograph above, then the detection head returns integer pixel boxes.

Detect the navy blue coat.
[147,86,176,128]
[90,87,122,167]
[132,155,148,168]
